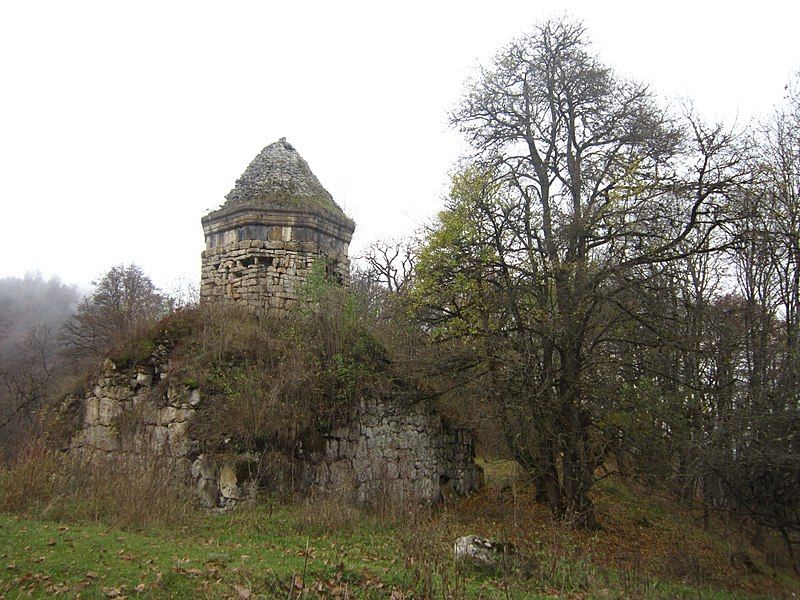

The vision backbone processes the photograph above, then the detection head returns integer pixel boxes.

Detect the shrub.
[0,433,194,530]
[172,288,394,459]
[0,433,58,514]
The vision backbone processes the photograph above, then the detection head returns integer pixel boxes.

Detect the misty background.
[1,1,799,294]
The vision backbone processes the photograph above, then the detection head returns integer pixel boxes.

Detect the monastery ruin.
[200,138,354,313]
[68,139,483,508]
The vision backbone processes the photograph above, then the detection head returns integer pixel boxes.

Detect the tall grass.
[0,433,194,530]
[0,433,58,514]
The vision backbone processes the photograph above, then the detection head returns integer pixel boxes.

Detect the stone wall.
[69,359,199,464]
[66,353,251,509]
[68,350,483,509]
[199,206,352,314]
[312,399,484,505]
[200,239,335,314]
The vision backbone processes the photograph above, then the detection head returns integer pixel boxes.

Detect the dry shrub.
[170,290,392,459]
[55,452,194,530]
[296,482,429,536]
[663,546,709,584]
[357,465,419,523]
[0,434,194,530]
[250,449,299,498]
[0,433,58,513]
[398,510,468,599]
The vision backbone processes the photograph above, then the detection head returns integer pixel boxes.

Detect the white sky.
[1,0,798,293]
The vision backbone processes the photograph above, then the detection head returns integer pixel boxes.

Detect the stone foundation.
[67,353,483,509]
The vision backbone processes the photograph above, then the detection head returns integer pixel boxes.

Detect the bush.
[0,433,58,514]
[169,287,395,460]
[0,433,194,530]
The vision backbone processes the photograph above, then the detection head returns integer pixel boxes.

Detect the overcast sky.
[1,0,798,293]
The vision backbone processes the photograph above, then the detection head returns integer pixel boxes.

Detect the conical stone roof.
[223,138,348,220]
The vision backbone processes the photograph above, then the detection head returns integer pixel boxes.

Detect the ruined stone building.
[68,139,483,508]
[200,138,354,314]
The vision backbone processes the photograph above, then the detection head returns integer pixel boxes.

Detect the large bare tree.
[418,18,746,527]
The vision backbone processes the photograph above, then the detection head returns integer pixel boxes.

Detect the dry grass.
[53,452,195,530]
[293,496,371,535]
[0,433,58,514]
[449,465,799,597]
[0,433,195,531]
[293,488,430,537]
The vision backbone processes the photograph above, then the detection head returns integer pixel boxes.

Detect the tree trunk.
[558,345,598,529]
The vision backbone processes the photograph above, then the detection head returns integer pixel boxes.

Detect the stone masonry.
[69,359,198,464]
[68,353,482,509]
[67,350,250,509]
[200,138,355,314]
[313,399,483,505]
[68,138,483,509]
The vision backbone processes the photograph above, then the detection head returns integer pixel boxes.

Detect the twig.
[300,537,310,600]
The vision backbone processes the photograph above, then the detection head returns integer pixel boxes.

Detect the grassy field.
[1,461,798,599]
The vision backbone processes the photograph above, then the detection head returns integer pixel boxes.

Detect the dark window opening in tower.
[325,260,343,284]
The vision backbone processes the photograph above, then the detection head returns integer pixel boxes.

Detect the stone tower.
[200,138,355,314]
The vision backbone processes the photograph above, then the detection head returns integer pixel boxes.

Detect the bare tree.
[61,264,173,362]
[0,325,59,457]
[358,239,416,294]
[0,273,79,456]
[418,18,747,527]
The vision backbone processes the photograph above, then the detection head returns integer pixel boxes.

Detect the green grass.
[1,456,795,599]
[0,506,512,599]
[0,508,398,598]
[2,503,790,599]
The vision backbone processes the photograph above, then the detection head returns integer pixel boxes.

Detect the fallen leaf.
[174,566,204,577]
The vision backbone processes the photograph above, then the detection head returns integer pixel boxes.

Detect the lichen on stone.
[223,138,348,220]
